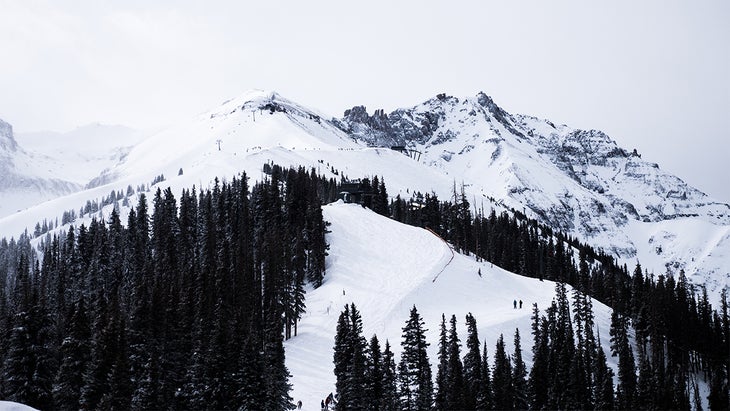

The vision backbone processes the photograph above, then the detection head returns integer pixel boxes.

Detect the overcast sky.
[1,0,728,202]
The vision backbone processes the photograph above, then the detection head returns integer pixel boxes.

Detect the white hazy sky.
[1,0,728,202]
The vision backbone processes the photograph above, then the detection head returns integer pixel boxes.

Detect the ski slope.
[284,202,618,410]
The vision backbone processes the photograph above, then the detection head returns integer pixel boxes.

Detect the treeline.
[334,281,729,410]
[0,166,331,410]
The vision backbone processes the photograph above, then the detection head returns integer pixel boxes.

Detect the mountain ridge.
[335,91,729,240]
[0,89,727,301]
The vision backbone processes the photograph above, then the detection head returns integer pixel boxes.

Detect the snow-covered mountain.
[0,118,81,219]
[335,92,730,298]
[16,123,146,187]
[0,90,727,300]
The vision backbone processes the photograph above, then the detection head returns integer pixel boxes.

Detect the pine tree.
[528,304,548,409]
[511,328,528,410]
[381,340,399,411]
[548,282,576,409]
[435,314,448,410]
[610,309,636,409]
[334,303,368,410]
[592,330,615,411]
[462,313,482,410]
[80,291,117,410]
[305,193,329,288]
[365,335,383,410]
[334,305,352,409]
[234,339,267,410]
[569,289,591,409]
[492,334,513,410]
[445,314,465,410]
[708,363,729,410]
[476,341,494,410]
[348,304,368,410]
[262,306,294,411]
[398,305,433,411]
[2,254,56,409]
[52,296,91,408]
[636,348,654,408]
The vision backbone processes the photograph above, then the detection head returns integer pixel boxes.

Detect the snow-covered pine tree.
[52,296,91,408]
[2,253,55,409]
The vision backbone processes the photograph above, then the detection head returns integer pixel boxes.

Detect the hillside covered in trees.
[0,167,727,410]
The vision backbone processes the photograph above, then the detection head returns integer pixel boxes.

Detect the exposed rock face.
[335,92,730,262]
[0,118,18,152]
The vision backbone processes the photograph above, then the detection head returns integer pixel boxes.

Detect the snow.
[0,402,38,411]
[16,123,146,185]
[284,202,618,409]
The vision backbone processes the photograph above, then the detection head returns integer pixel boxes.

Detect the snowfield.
[284,202,618,410]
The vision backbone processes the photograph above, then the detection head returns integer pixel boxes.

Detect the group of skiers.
[295,391,336,410]
[320,392,336,410]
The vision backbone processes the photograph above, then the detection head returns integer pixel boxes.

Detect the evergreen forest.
[0,168,727,410]
[0,166,332,410]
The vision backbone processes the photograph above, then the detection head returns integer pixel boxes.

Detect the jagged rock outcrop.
[0,118,18,152]
[335,92,730,263]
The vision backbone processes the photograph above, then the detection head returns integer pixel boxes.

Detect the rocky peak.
[342,105,369,123]
[0,118,18,153]
[342,106,391,132]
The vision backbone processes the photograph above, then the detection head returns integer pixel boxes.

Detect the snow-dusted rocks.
[0,118,18,152]
[337,92,730,299]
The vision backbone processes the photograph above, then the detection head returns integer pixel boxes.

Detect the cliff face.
[336,92,730,262]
